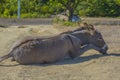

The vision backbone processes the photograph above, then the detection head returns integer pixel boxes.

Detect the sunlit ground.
[0,24,119,80]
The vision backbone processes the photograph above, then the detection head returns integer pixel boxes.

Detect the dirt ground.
[0,24,120,80]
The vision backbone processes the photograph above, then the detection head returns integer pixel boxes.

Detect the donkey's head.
[72,23,108,54]
[88,29,108,54]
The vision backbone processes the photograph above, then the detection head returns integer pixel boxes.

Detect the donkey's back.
[0,34,76,64]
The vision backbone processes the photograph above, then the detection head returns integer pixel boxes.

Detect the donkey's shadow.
[0,53,120,67]
[54,53,120,65]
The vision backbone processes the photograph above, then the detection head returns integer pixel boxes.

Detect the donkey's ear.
[83,23,89,26]
[89,24,95,30]
[83,23,91,30]
[88,24,96,35]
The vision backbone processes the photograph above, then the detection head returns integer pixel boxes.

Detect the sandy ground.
[0,24,120,80]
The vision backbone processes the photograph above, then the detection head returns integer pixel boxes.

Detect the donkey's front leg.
[69,44,92,59]
[70,43,105,59]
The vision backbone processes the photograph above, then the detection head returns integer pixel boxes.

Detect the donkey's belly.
[14,48,67,64]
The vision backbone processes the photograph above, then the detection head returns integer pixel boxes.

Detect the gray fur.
[0,34,84,64]
[0,23,108,64]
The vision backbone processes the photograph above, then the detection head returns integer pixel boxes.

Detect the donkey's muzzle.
[100,44,108,54]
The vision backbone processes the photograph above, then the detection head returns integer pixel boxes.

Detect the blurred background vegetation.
[0,0,120,19]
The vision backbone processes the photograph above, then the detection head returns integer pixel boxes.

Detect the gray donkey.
[71,23,108,54]
[0,23,108,64]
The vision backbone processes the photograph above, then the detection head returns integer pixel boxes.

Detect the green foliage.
[78,0,120,17]
[0,0,120,18]
[53,18,58,23]
[3,9,10,17]
[53,17,77,26]
[63,21,76,26]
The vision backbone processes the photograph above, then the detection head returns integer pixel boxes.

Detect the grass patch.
[53,18,80,27]
[63,21,76,26]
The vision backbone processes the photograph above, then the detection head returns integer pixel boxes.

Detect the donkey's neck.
[71,30,90,46]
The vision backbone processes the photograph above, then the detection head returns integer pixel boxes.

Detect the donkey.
[0,23,108,64]
[0,33,91,64]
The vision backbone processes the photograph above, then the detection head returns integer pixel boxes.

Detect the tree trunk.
[68,8,74,21]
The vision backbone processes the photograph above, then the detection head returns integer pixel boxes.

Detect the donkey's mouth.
[100,44,108,54]
[89,43,108,54]
[100,50,107,54]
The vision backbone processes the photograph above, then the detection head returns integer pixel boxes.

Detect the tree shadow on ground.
[0,53,120,67]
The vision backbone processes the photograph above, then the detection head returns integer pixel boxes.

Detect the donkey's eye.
[98,38,102,40]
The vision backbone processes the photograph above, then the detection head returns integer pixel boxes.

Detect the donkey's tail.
[0,52,12,62]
